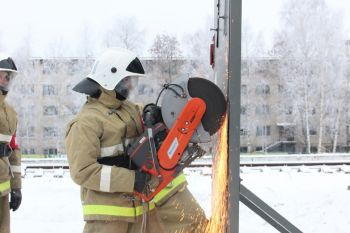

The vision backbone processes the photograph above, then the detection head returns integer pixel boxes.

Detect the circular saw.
[127,77,226,201]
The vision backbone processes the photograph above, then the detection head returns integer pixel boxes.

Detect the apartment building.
[9,57,350,156]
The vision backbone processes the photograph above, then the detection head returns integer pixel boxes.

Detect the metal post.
[227,0,242,232]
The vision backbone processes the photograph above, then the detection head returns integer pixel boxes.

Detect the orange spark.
[205,115,228,233]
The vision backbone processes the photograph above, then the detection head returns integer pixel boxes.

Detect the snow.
[11,168,350,233]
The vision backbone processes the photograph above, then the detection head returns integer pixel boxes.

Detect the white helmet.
[73,47,145,99]
[0,53,18,94]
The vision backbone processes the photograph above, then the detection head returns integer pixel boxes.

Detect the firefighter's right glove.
[10,189,22,211]
[134,170,149,193]
[142,103,163,127]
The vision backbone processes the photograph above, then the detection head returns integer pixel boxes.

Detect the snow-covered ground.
[11,168,350,233]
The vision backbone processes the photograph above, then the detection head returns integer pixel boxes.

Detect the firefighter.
[143,105,208,233]
[0,54,22,233]
[65,48,164,233]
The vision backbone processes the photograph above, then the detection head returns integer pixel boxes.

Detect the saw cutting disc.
[187,77,226,135]
[161,77,226,140]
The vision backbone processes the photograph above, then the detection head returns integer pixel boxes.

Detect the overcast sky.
[0,0,350,57]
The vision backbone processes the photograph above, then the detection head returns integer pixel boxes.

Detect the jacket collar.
[0,93,6,105]
[88,88,123,109]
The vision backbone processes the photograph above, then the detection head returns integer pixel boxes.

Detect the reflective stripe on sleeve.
[100,165,112,192]
[100,144,124,157]
[83,202,155,217]
[10,165,21,173]
[0,134,12,143]
[153,173,187,204]
[0,180,10,193]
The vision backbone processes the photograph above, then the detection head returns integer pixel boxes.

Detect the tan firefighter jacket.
[65,89,188,222]
[65,89,149,222]
[0,94,22,197]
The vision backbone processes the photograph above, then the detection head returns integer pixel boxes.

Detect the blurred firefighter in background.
[0,54,22,233]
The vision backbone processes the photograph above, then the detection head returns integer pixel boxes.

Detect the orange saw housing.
[130,97,206,202]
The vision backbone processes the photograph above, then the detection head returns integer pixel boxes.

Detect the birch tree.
[103,17,145,54]
[182,17,213,80]
[275,0,346,153]
[149,34,183,82]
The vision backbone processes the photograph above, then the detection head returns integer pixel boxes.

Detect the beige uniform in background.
[65,89,164,233]
[0,94,22,233]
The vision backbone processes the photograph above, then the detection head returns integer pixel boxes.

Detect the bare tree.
[78,22,95,59]
[275,0,346,153]
[103,17,145,54]
[45,36,67,58]
[182,17,213,79]
[149,34,183,82]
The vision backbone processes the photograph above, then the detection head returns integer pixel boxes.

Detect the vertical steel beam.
[227,0,242,233]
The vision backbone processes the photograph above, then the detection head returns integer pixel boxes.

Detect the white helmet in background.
[73,47,145,99]
[0,53,18,94]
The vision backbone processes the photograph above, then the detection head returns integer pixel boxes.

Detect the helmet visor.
[114,76,139,99]
[0,57,17,72]
[0,71,14,94]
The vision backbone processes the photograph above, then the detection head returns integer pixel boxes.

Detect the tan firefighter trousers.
[0,195,10,233]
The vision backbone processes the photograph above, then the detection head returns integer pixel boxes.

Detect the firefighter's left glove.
[134,170,149,193]
[143,103,163,127]
[10,189,22,211]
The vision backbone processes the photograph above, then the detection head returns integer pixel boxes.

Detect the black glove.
[134,170,149,193]
[10,189,22,211]
[143,103,163,127]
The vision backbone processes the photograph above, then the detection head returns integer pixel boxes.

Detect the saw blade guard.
[160,77,226,143]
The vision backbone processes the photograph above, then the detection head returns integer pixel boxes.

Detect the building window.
[15,84,35,95]
[241,85,247,95]
[240,128,248,136]
[310,147,317,153]
[43,62,56,74]
[284,105,293,115]
[18,126,35,137]
[65,105,79,115]
[240,147,248,153]
[311,108,317,115]
[43,106,58,116]
[309,129,317,135]
[256,105,270,115]
[22,148,35,154]
[255,85,270,95]
[256,125,271,136]
[43,148,58,155]
[43,85,57,96]
[43,127,58,137]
